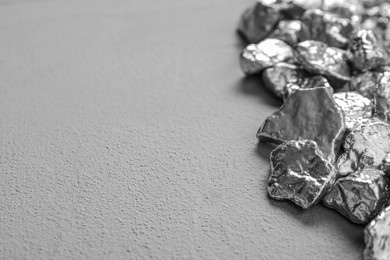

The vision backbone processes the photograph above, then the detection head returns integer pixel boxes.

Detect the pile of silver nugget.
[238,0,390,259]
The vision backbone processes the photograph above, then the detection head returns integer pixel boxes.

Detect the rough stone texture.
[333,92,373,129]
[0,0,365,259]
[323,169,390,224]
[268,140,336,209]
[336,119,390,176]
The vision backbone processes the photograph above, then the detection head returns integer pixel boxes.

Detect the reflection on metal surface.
[364,206,390,260]
[262,63,305,99]
[349,30,388,72]
[257,87,345,162]
[333,92,373,129]
[240,38,296,75]
[295,40,351,88]
[349,71,381,99]
[237,0,390,256]
[374,71,390,122]
[323,168,390,224]
[300,9,354,49]
[283,75,330,101]
[338,118,390,172]
[238,0,281,43]
[269,20,303,46]
[268,140,336,209]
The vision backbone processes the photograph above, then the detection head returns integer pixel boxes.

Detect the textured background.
[0,0,364,259]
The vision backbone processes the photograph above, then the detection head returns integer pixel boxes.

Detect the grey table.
[0,0,363,259]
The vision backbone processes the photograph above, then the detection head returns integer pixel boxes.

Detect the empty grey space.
[0,0,364,259]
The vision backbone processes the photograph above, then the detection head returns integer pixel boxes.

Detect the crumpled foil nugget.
[269,140,336,209]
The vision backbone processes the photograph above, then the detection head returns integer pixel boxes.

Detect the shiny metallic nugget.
[336,118,390,175]
[336,118,390,180]
[295,40,351,89]
[262,63,307,99]
[240,38,296,75]
[323,168,390,224]
[300,9,354,49]
[364,206,390,260]
[237,0,281,43]
[349,29,388,72]
[257,87,345,162]
[268,140,336,209]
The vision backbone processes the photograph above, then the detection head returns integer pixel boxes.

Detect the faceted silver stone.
[333,92,374,129]
[238,0,282,43]
[349,30,388,72]
[268,140,336,209]
[262,63,307,99]
[336,118,390,175]
[300,9,354,49]
[295,40,351,89]
[364,206,390,260]
[240,38,296,75]
[323,168,390,224]
[257,87,346,162]
[268,20,303,46]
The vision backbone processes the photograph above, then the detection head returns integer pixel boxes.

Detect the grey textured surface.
[0,0,364,259]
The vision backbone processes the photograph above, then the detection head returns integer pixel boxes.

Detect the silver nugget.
[269,140,336,209]
[300,9,354,49]
[257,87,345,162]
[295,40,351,89]
[364,206,390,260]
[238,0,282,43]
[349,30,388,72]
[240,38,296,75]
[262,63,307,99]
[323,168,390,224]
[336,118,390,176]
